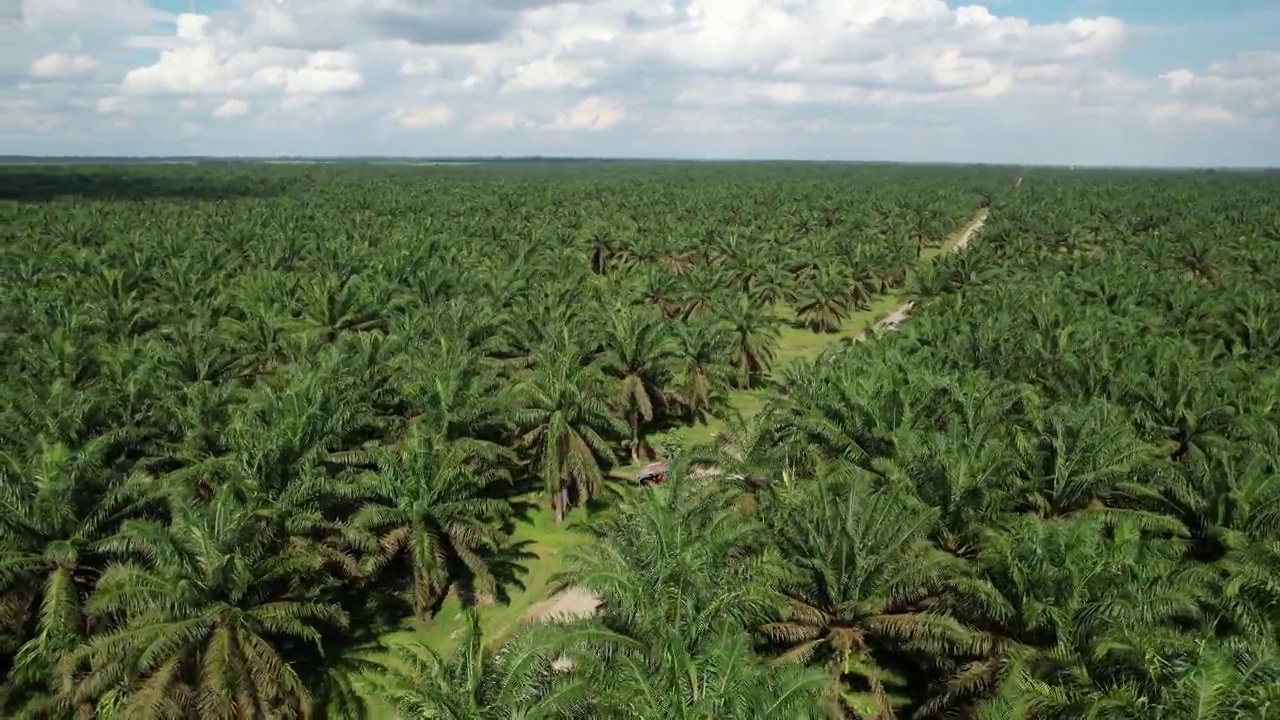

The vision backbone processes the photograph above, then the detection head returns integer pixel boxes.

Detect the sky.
[2,0,1278,166]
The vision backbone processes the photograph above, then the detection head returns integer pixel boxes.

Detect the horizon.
[2,155,1277,172]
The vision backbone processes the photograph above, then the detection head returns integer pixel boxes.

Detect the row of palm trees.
[1,163,1005,716]
[380,171,1279,718]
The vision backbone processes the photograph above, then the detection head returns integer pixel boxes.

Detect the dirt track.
[872,207,989,332]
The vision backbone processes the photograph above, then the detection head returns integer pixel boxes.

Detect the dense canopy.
[2,162,1277,719]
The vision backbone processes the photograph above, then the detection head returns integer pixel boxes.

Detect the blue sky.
[5,0,1279,165]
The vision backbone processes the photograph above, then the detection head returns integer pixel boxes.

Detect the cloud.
[550,95,624,130]
[392,104,455,128]
[29,52,99,79]
[2,1,1278,164]
[1145,103,1237,125]
[213,98,250,119]
[1159,51,1280,119]
[119,15,363,98]
[240,0,545,50]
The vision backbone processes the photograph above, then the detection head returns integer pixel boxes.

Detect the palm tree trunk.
[630,412,640,463]
[553,486,567,524]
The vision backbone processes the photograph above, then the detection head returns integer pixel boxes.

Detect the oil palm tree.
[1010,400,1170,525]
[514,353,627,523]
[1149,637,1280,720]
[553,479,833,718]
[668,319,735,424]
[873,431,1015,557]
[932,516,1209,719]
[758,478,994,718]
[715,295,782,390]
[351,427,516,620]
[599,307,676,462]
[574,626,835,720]
[0,436,139,706]
[59,482,348,719]
[794,261,851,334]
[363,611,593,719]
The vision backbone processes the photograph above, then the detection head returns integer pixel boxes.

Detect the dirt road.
[873,207,988,332]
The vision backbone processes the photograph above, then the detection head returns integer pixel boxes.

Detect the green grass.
[354,502,596,711]
[647,292,907,451]
[380,504,592,651]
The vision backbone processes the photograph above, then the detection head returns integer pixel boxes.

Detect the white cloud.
[1,2,1278,164]
[1158,51,1280,118]
[95,96,125,114]
[1146,102,1237,125]
[392,105,455,128]
[503,56,597,92]
[120,15,363,98]
[213,98,250,119]
[550,95,625,130]
[29,52,99,79]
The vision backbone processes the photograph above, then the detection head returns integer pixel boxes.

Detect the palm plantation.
[3,162,1278,719]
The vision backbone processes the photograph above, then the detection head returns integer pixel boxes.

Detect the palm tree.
[668,319,735,424]
[553,479,834,718]
[0,436,138,707]
[1122,350,1240,463]
[758,478,993,718]
[873,431,1015,557]
[599,307,676,462]
[574,627,834,719]
[1150,637,1280,720]
[391,338,513,450]
[933,516,1208,720]
[1157,445,1279,563]
[715,295,782,390]
[296,273,396,343]
[1010,400,1170,524]
[363,612,592,719]
[747,261,795,307]
[674,267,723,320]
[690,409,791,493]
[794,261,851,333]
[770,356,924,475]
[352,427,516,621]
[559,478,779,641]
[514,353,627,523]
[58,483,348,719]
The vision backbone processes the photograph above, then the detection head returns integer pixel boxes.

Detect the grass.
[353,502,596,711]
[360,210,986,699]
[645,295,903,450]
[375,503,594,649]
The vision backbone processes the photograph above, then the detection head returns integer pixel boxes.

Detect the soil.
[526,587,602,623]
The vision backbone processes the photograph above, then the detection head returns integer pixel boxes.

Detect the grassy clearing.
[649,294,905,449]
[354,503,595,709]
[362,213,982,687]
[381,503,593,645]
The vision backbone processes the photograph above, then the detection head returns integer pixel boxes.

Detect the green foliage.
[4,162,1277,720]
